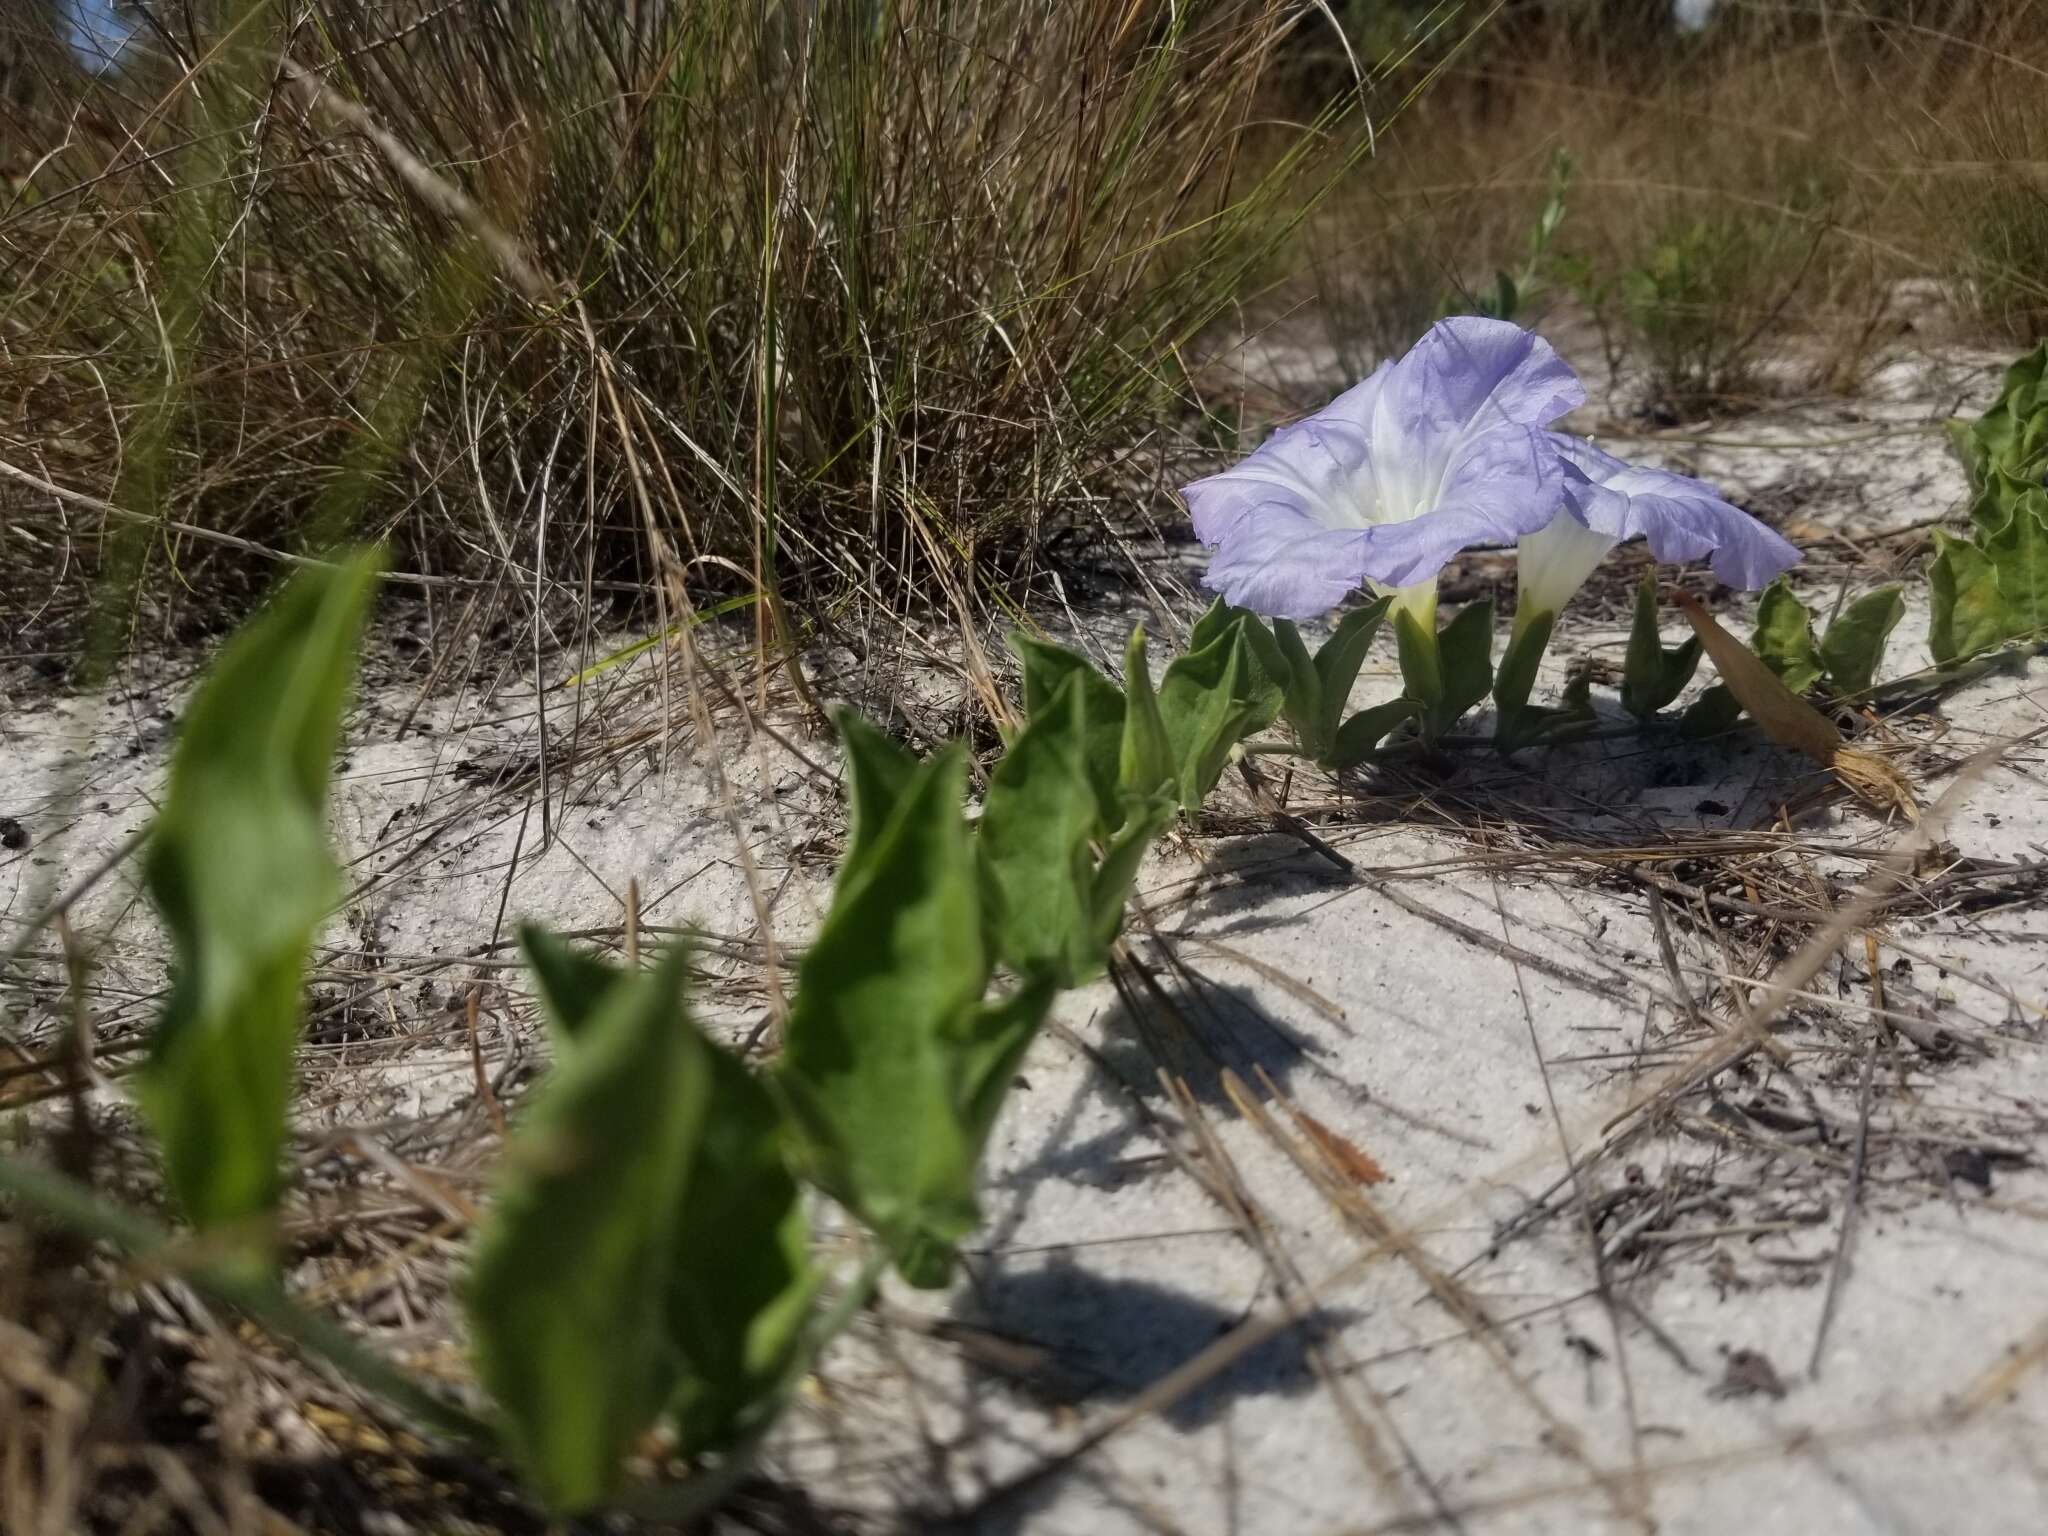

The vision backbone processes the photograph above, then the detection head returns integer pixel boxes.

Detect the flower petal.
[1195,496,1375,620]
[1354,426,1567,589]
[1183,363,1387,539]
[1550,434,1800,589]
[1382,316,1587,446]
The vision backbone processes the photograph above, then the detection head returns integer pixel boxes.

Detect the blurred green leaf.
[663,1036,816,1456]
[1329,697,1417,770]
[137,553,381,1260]
[1009,634,1127,827]
[1118,627,1175,802]
[777,742,992,1285]
[1817,585,1906,697]
[514,929,816,1461]
[1678,683,1745,739]
[1752,578,1823,693]
[979,675,1106,985]
[518,926,627,1042]
[839,709,921,870]
[1928,532,2007,665]
[1620,572,1702,720]
[468,946,709,1511]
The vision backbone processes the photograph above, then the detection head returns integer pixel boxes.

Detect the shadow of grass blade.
[136,552,383,1263]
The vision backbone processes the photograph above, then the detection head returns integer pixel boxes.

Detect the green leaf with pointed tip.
[1621,571,1703,720]
[777,743,991,1284]
[1186,597,1237,655]
[1271,618,1324,757]
[1008,634,1126,829]
[1752,578,1823,693]
[664,1037,816,1456]
[519,924,628,1043]
[1678,683,1744,739]
[1392,607,1443,709]
[1156,624,1278,809]
[1119,627,1175,802]
[837,709,922,871]
[468,946,708,1512]
[507,929,817,1462]
[137,552,381,1264]
[1928,532,2006,665]
[1091,796,1175,959]
[1817,585,1906,697]
[979,674,1105,987]
[1330,697,1418,769]
[1435,599,1497,736]
[1310,599,1391,759]
[1490,611,1552,752]
[885,974,1059,1288]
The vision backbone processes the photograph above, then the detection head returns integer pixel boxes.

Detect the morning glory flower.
[1513,433,1801,635]
[1183,316,1585,624]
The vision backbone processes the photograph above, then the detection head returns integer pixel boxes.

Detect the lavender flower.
[1182,317,1584,624]
[1513,434,1801,634]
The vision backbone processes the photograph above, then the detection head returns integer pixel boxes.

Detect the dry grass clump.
[0,0,1377,645]
[1298,1,2048,411]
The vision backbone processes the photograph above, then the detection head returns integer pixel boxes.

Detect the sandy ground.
[4,336,2046,1533]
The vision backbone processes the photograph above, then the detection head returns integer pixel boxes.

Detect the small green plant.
[1931,342,2048,665]
[1461,150,1574,325]
[1,567,1296,1517]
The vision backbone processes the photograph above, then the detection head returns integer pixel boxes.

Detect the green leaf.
[510,929,817,1461]
[1008,634,1127,828]
[468,947,709,1511]
[886,975,1059,1287]
[1391,606,1443,711]
[978,675,1105,986]
[1309,598,1390,761]
[1490,611,1552,751]
[1118,626,1175,802]
[1928,532,2006,665]
[1752,577,1824,693]
[1155,622,1280,809]
[519,925,628,1043]
[777,743,992,1284]
[1979,483,2048,640]
[1186,596,1238,654]
[1620,571,1703,720]
[1956,341,2048,489]
[1678,683,1744,739]
[1817,585,1906,696]
[1435,599,1497,735]
[1329,697,1418,769]
[1271,618,1325,758]
[838,710,922,872]
[137,553,382,1260]
[1090,797,1175,959]
[664,1038,816,1456]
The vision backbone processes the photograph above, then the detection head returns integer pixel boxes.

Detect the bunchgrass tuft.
[1,1,1366,644]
